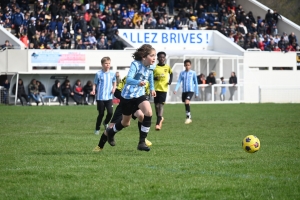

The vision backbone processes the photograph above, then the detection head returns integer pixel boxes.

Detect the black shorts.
[154,91,167,104]
[120,95,149,116]
[110,103,139,123]
[114,89,122,99]
[182,92,194,102]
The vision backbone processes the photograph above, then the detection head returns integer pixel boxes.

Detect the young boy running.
[173,59,199,124]
[93,57,116,135]
[106,44,157,151]
[153,52,173,130]
[93,76,152,152]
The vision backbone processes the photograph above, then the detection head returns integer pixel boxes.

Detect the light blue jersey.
[94,70,116,100]
[175,70,199,96]
[121,61,155,99]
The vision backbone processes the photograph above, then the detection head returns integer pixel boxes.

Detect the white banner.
[118,29,213,49]
[28,50,86,66]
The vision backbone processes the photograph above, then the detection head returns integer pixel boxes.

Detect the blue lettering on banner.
[170,33,176,43]
[130,33,136,43]
[151,33,157,43]
[162,33,168,43]
[144,33,150,43]
[137,33,142,43]
[190,33,195,43]
[121,31,210,45]
[181,33,188,43]
[197,33,202,43]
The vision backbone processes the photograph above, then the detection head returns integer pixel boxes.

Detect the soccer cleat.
[106,128,116,146]
[102,122,108,130]
[185,118,192,124]
[93,146,103,152]
[145,138,152,147]
[155,125,161,130]
[137,142,150,151]
[94,130,100,135]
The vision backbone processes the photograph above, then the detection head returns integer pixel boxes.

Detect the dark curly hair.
[132,44,155,61]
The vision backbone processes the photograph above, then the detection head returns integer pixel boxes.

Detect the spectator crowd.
[0,0,299,51]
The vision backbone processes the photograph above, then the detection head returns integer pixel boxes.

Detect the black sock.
[156,116,162,125]
[98,132,107,148]
[185,104,190,119]
[138,121,142,134]
[108,120,125,137]
[140,116,152,143]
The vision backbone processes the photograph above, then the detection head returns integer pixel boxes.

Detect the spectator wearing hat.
[75,39,86,49]
[27,17,36,42]
[188,16,198,30]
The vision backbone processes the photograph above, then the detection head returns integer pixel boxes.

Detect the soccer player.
[93,57,116,135]
[106,44,156,151]
[93,76,152,152]
[153,51,173,130]
[173,59,199,124]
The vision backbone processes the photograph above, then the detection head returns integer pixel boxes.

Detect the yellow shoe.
[185,118,192,124]
[93,146,103,152]
[145,138,152,147]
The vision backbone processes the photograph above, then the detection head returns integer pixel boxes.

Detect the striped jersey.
[121,60,155,99]
[117,76,150,95]
[94,70,116,100]
[175,70,199,95]
[154,64,172,92]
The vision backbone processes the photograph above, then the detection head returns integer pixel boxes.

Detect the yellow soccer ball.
[242,135,260,153]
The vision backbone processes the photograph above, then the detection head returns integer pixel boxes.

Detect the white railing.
[167,84,241,104]
[259,85,300,103]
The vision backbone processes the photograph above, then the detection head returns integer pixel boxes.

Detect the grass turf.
[0,104,299,200]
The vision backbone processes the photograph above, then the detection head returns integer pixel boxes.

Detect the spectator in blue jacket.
[12,7,23,38]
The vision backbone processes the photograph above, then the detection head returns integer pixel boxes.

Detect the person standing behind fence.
[198,74,206,101]
[220,77,226,101]
[92,57,116,135]
[205,72,216,101]
[229,72,237,101]
[51,80,63,105]
[36,80,46,105]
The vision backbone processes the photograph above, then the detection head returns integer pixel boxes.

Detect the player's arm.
[173,72,182,94]
[193,72,199,97]
[112,74,116,93]
[149,70,156,97]
[168,72,173,85]
[92,73,98,94]
[126,62,142,85]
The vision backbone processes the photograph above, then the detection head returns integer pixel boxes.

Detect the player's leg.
[95,100,105,134]
[183,92,194,124]
[155,91,166,130]
[102,100,113,129]
[137,96,153,151]
[93,103,123,152]
[106,98,133,146]
[133,109,152,147]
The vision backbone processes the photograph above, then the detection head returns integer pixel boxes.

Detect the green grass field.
[0,104,299,200]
